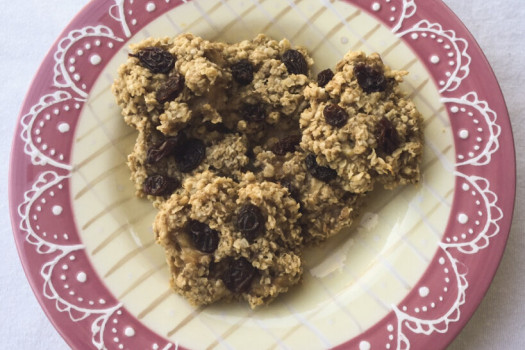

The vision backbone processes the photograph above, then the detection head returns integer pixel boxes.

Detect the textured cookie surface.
[154,172,303,308]
[300,51,424,193]
[112,34,424,308]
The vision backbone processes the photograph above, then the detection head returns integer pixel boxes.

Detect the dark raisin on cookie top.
[237,204,265,242]
[231,59,255,85]
[353,62,387,93]
[146,136,184,164]
[271,135,301,156]
[156,72,185,104]
[221,257,257,293]
[376,117,401,155]
[282,49,308,75]
[305,154,337,183]
[187,220,220,253]
[174,138,206,173]
[323,104,349,128]
[129,47,175,74]
[317,69,334,87]
[143,174,180,196]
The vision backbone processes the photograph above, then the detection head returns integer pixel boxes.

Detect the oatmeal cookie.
[153,171,303,308]
[254,148,362,244]
[112,34,230,132]
[221,34,313,142]
[300,51,424,193]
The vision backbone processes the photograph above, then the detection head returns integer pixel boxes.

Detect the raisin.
[323,104,349,128]
[282,49,308,75]
[231,59,254,85]
[129,47,175,74]
[353,63,387,93]
[174,138,206,173]
[271,135,301,156]
[156,73,185,104]
[221,257,256,293]
[146,135,183,164]
[237,204,265,242]
[376,117,401,155]
[187,220,219,253]
[305,154,337,182]
[317,69,334,87]
[241,103,266,122]
[143,174,179,196]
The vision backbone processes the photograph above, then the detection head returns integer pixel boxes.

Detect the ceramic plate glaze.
[9,1,515,349]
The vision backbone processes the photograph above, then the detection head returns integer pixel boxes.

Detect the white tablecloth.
[1,1,523,349]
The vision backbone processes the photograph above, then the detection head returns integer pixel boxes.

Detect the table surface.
[1,1,523,349]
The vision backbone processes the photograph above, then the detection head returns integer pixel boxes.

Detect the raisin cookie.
[112,34,231,133]
[153,171,303,308]
[254,147,362,244]
[300,51,424,193]
[220,34,313,143]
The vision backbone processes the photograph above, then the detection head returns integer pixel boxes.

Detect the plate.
[9,1,515,349]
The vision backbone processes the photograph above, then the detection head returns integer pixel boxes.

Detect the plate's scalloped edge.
[442,93,501,167]
[53,25,124,98]
[20,92,74,171]
[14,1,182,349]
[12,0,513,350]
[355,1,509,349]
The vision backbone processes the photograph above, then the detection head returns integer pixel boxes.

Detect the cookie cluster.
[112,33,423,308]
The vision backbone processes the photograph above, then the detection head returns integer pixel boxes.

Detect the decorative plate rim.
[8,0,516,349]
